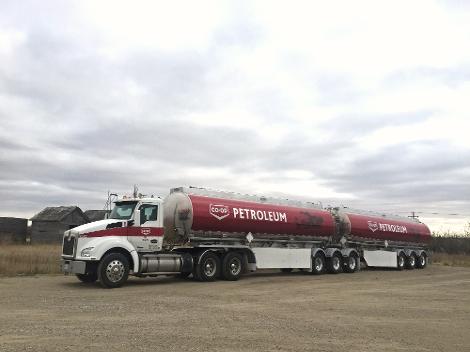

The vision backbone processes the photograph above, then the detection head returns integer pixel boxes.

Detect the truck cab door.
[128,203,163,252]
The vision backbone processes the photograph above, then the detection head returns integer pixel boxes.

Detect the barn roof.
[31,206,88,222]
[84,210,109,222]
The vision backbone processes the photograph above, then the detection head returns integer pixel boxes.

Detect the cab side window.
[140,204,158,224]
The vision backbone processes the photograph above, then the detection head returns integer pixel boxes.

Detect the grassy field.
[432,252,470,267]
[0,244,62,276]
[1,244,470,276]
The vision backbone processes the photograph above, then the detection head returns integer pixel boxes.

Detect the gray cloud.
[0,1,469,231]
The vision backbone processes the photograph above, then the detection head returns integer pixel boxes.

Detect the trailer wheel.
[194,251,220,282]
[405,253,416,270]
[416,253,427,269]
[98,253,130,288]
[397,253,406,271]
[344,253,358,273]
[327,253,343,274]
[221,252,244,281]
[311,253,326,275]
[76,272,97,283]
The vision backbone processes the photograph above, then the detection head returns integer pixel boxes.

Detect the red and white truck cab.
[61,197,170,286]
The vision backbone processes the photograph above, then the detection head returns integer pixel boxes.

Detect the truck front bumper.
[61,259,87,274]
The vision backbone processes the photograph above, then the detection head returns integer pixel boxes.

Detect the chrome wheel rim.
[410,256,415,266]
[332,257,341,271]
[229,258,242,276]
[204,258,217,277]
[420,256,426,265]
[314,257,323,271]
[106,260,125,283]
[348,257,356,270]
[398,256,405,267]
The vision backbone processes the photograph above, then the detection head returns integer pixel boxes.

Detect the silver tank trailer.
[163,191,194,243]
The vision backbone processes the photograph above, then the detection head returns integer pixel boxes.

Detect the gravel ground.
[0,265,469,352]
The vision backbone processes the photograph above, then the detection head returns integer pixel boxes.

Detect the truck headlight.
[81,247,94,257]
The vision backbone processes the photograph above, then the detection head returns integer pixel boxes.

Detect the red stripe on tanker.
[188,194,336,237]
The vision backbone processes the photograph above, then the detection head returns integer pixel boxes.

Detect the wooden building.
[84,210,109,223]
[0,217,28,243]
[30,206,89,244]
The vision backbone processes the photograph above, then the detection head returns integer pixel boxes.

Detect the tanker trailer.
[331,207,431,270]
[61,186,431,288]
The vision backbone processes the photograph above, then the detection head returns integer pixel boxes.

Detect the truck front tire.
[76,272,97,283]
[98,253,130,288]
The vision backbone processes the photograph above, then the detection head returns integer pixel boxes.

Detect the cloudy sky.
[1,0,469,233]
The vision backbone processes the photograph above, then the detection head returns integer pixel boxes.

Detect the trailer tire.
[397,253,406,271]
[98,253,130,288]
[327,253,343,274]
[194,251,220,282]
[406,253,417,270]
[344,253,358,273]
[311,252,326,275]
[221,252,244,281]
[416,253,427,269]
[76,272,97,283]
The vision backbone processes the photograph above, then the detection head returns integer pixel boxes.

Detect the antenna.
[104,191,118,212]
[133,185,138,198]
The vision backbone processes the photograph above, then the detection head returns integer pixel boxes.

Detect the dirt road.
[0,265,469,352]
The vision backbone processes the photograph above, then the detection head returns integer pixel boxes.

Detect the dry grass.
[1,244,470,276]
[0,244,62,276]
[432,252,470,267]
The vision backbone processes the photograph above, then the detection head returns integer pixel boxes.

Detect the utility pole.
[408,211,419,220]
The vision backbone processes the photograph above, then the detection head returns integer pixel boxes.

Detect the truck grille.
[62,236,76,256]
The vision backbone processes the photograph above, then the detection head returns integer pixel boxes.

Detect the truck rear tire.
[406,254,416,270]
[221,252,243,281]
[194,251,220,282]
[343,253,358,273]
[327,253,343,274]
[76,272,97,283]
[311,253,326,275]
[416,253,427,269]
[98,253,130,288]
[397,253,406,270]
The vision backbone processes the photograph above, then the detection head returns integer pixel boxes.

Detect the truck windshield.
[110,202,138,220]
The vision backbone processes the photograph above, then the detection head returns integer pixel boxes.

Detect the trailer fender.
[340,248,358,258]
[414,249,427,257]
[311,248,325,258]
[237,248,256,272]
[324,248,342,258]
[404,249,417,258]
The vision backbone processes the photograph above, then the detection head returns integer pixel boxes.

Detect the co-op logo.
[209,204,230,220]
[368,221,379,232]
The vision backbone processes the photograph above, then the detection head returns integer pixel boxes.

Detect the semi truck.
[61,186,431,288]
